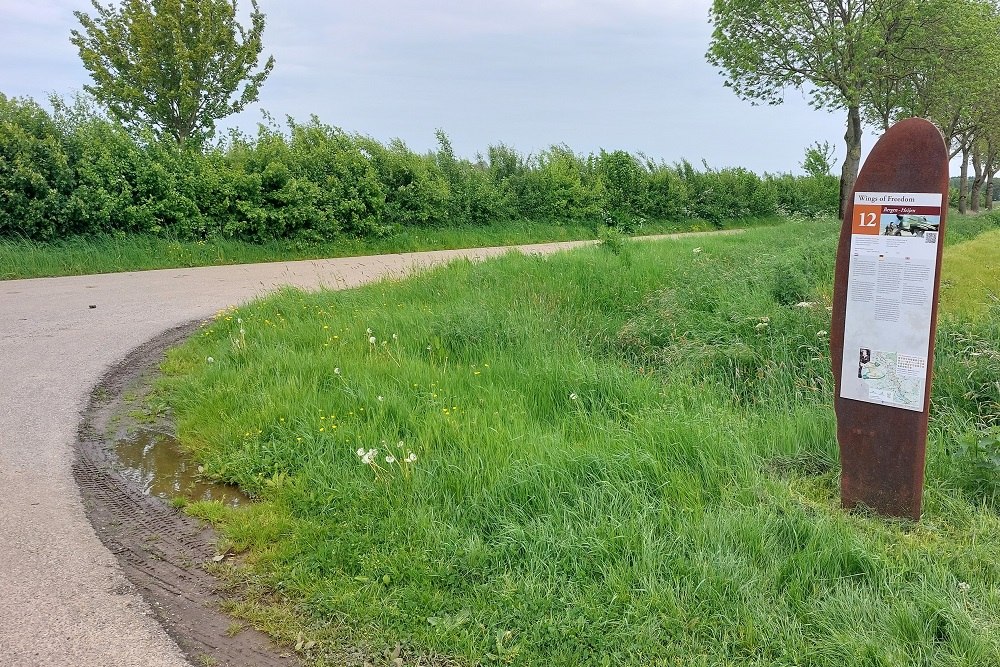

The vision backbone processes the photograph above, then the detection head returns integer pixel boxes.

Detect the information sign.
[839,191,942,411]
[829,118,949,520]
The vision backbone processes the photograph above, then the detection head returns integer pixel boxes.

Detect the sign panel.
[839,192,942,411]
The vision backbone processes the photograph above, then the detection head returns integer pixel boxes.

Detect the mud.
[74,321,299,667]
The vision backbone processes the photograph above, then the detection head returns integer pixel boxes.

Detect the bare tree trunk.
[971,147,984,213]
[840,105,863,220]
[958,144,970,214]
[986,140,998,212]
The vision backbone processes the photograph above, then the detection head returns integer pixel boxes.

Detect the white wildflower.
[334,367,341,375]
[366,327,372,334]
[356,447,365,457]
[405,452,417,463]
[377,395,384,402]
[795,301,817,308]
[369,336,377,345]
[206,356,215,363]
[385,455,396,464]
[569,393,578,401]
[392,333,398,340]
[692,247,703,254]
[816,330,828,337]
[958,581,971,592]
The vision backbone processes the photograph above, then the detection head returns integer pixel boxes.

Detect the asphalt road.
[0,233,728,665]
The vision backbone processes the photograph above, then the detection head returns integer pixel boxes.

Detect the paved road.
[0,233,727,665]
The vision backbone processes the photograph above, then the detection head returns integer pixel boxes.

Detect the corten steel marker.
[830,118,949,520]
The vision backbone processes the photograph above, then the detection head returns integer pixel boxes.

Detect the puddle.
[114,430,251,506]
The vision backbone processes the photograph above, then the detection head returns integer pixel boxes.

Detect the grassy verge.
[157,214,1000,666]
[0,217,766,281]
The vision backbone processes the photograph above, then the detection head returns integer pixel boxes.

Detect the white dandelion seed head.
[385,455,396,464]
[692,247,702,254]
[369,336,377,345]
[406,452,417,463]
[377,395,384,402]
[334,367,341,375]
[206,356,214,363]
[816,330,828,337]
[392,333,398,340]
[356,447,365,457]
[366,327,372,334]
[570,393,578,401]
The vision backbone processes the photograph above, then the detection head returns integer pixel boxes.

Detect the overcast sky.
[2,0,885,174]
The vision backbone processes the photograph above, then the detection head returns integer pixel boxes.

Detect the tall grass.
[158,216,1000,666]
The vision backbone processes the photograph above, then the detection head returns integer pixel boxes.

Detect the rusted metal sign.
[830,118,949,520]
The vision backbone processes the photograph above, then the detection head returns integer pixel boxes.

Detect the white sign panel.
[839,192,942,411]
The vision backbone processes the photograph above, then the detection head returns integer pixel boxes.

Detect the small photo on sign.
[858,347,871,379]
[880,213,940,238]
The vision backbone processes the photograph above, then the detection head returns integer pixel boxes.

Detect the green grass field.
[157,214,1000,666]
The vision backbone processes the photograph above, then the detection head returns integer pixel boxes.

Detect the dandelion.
[369,336,377,345]
[959,581,971,592]
[385,455,396,464]
[334,367,341,375]
[570,393,578,401]
[397,441,404,449]
[392,333,398,340]
[692,247,703,254]
[366,327,372,334]
[816,330,828,337]
[206,356,215,363]
[755,321,769,331]
[377,395,384,402]
[405,452,417,463]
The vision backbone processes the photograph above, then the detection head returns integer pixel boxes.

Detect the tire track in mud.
[75,322,299,667]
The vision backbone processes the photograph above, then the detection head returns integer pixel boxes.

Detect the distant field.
[156,215,1000,666]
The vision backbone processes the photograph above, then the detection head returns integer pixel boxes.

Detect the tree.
[71,0,274,146]
[707,0,945,217]
[801,140,836,178]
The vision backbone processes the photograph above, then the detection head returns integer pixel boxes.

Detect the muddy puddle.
[114,429,250,506]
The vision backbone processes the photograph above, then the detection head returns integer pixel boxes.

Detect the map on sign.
[839,192,941,411]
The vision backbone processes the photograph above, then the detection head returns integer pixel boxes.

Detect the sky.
[0,0,886,175]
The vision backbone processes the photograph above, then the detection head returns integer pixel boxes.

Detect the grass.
[156,213,1000,666]
[940,229,1000,319]
[0,217,756,280]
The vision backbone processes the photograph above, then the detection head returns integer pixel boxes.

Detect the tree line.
[709,0,1000,216]
[0,94,838,242]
